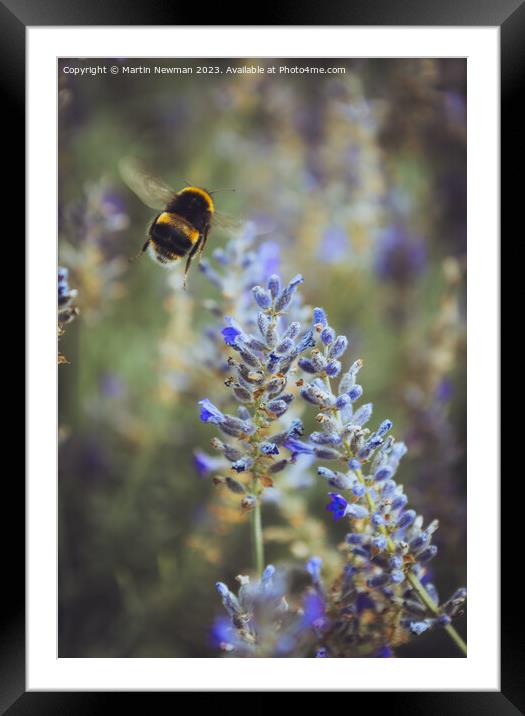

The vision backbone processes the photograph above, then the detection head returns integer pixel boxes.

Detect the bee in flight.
[119,158,233,286]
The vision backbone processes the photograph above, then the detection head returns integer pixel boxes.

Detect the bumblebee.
[120,158,227,285]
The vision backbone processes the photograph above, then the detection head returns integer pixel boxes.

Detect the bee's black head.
[167,187,214,232]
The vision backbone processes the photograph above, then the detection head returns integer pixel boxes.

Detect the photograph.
[57,56,468,659]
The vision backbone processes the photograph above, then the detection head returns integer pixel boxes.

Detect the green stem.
[407,571,467,655]
[251,495,264,577]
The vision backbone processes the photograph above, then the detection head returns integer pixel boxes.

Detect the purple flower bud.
[225,476,246,493]
[371,512,385,527]
[257,312,270,337]
[220,415,255,437]
[313,446,342,460]
[396,509,416,530]
[287,419,304,438]
[298,358,317,374]
[262,564,275,584]
[268,274,281,298]
[409,531,430,554]
[380,480,397,498]
[310,431,341,446]
[329,335,349,359]
[346,503,369,519]
[300,385,335,408]
[295,329,315,353]
[275,337,294,355]
[231,456,253,473]
[315,648,328,658]
[418,545,438,563]
[352,482,366,498]
[306,556,322,584]
[346,533,368,545]
[376,419,393,437]
[269,459,288,473]
[275,274,304,312]
[317,467,336,481]
[350,403,373,427]
[233,385,253,403]
[375,466,394,482]
[392,494,408,511]
[312,307,328,329]
[348,384,363,401]
[390,570,405,584]
[216,582,241,616]
[336,394,351,410]
[283,321,301,340]
[326,360,342,377]
[267,399,289,416]
[372,535,387,551]
[368,573,389,588]
[260,441,279,455]
[389,555,403,570]
[348,458,361,471]
[252,285,272,309]
[320,327,336,345]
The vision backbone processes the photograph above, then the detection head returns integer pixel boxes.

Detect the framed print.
[9,0,514,710]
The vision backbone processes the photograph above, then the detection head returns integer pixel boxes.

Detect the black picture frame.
[10,0,513,711]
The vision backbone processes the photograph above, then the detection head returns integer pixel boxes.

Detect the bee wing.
[118,157,176,210]
[212,210,244,231]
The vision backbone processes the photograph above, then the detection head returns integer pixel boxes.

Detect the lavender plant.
[198,268,466,658]
[198,271,314,574]
[286,306,467,656]
[58,266,79,364]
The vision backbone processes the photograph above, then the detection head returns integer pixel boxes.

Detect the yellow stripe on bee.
[179,186,215,213]
[156,212,200,243]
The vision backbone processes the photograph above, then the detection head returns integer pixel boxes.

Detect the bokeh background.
[58,58,466,657]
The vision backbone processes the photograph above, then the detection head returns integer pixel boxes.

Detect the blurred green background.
[58,58,466,657]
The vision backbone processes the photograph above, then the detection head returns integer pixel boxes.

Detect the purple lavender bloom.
[285,438,314,456]
[374,225,427,284]
[306,556,322,585]
[317,226,349,264]
[210,616,237,650]
[100,372,125,398]
[252,286,273,309]
[396,509,416,530]
[257,241,280,279]
[356,592,375,613]
[193,450,221,478]
[326,493,349,521]
[302,591,326,629]
[312,307,328,328]
[260,441,280,455]
[198,399,225,424]
[221,317,243,346]
[275,274,304,312]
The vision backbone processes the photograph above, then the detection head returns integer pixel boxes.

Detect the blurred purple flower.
[317,226,349,264]
[374,226,426,284]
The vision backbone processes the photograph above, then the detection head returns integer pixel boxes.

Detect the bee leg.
[195,228,210,265]
[129,239,150,263]
[183,238,202,289]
